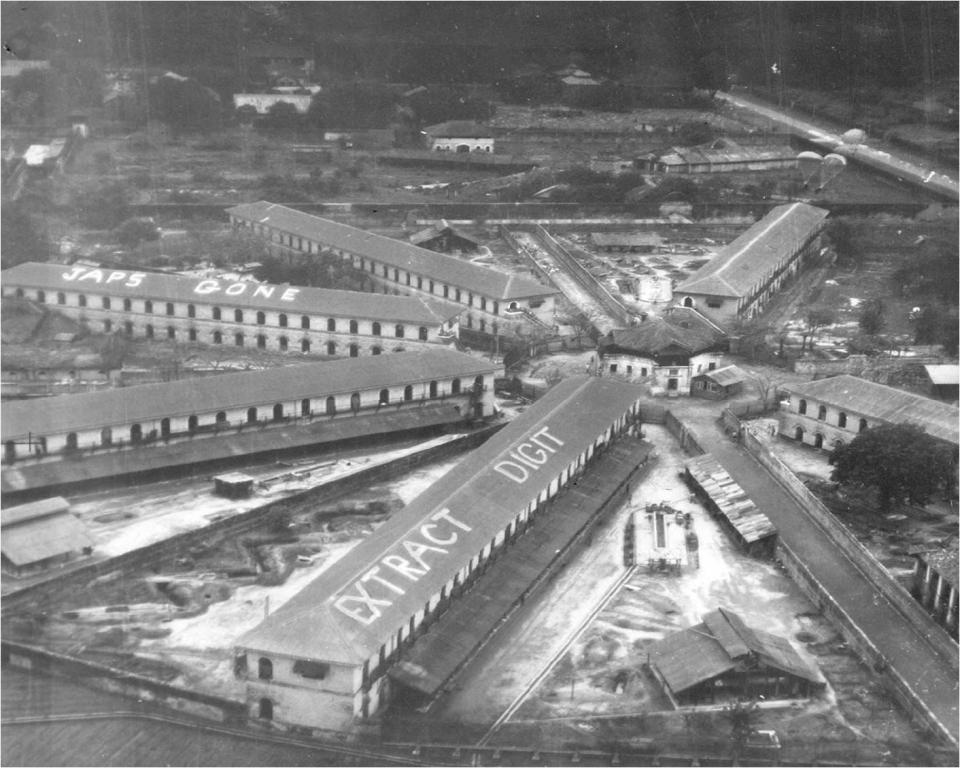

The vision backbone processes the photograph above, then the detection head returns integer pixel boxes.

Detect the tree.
[732,318,771,361]
[830,423,957,512]
[858,298,885,335]
[826,219,862,268]
[149,75,222,136]
[263,101,301,135]
[722,697,759,760]
[800,308,835,352]
[749,371,784,404]
[114,217,160,248]
[1,202,50,269]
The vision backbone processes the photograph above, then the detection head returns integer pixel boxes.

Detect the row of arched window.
[797,400,867,432]
[32,289,431,340]
[359,259,500,314]
[52,377,477,455]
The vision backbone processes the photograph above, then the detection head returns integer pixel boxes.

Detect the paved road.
[672,404,959,744]
[717,91,959,201]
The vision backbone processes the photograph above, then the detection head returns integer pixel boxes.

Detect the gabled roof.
[785,374,959,446]
[1,350,497,441]
[3,262,458,326]
[236,376,645,665]
[648,608,822,695]
[675,203,829,298]
[226,203,553,301]
[601,307,725,357]
[698,364,746,387]
[423,121,492,139]
[409,222,479,247]
[2,497,71,527]
[1,505,94,567]
[924,365,960,386]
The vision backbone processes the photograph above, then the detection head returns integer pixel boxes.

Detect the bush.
[114,218,160,248]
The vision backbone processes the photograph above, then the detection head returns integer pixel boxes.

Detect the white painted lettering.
[194,280,221,295]
[333,583,392,625]
[61,266,84,281]
[515,443,548,465]
[420,523,457,546]
[362,566,405,595]
[281,288,300,301]
[105,271,127,284]
[403,539,448,571]
[495,461,529,484]
[225,282,247,296]
[533,426,565,449]
[252,285,275,299]
[383,555,427,581]
[125,272,145,288]
[78,269,104,282]
[509,449,540,470]
[431,508,472,531]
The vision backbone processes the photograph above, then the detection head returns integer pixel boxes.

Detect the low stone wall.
[2,426,503,614]
[741,427,959,674]
[2,640,245,725]
[775,540,957,747]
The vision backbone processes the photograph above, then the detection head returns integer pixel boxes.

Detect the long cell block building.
[673,202,829,327]
[2,262,459,357]
[235,376,646,729]
[226,202,559,335]
[1,349,498,466]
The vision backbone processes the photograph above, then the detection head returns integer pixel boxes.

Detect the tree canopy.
[829,423,956,512]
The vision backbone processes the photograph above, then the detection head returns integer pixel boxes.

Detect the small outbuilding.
[645,608,824,707]
[691,364,746,400]
[922,364,960,402]
[423,121,494,154]
[1,496,94,576]
[214,472,256,499]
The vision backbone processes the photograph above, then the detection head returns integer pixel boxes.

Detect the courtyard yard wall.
[775,540,956,747]
[741,426,958,672]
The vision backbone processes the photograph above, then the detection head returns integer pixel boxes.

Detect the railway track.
[476,563,639,748]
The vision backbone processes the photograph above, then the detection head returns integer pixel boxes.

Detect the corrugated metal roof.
[2,262,456,325]
[685,454,776,544]
[1,512,94,566]
[659,146,795,167]
[675,203,829,298]
[1,350,498,441]
[1,497,71,527]
[699,364,746,387]
[226,202,553,301]
[925,365,960,386]
[785,375,959,446]
[236,376,645,665]
[648,608,821,695]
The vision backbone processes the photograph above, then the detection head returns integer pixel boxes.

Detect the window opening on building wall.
[258,658,273,680]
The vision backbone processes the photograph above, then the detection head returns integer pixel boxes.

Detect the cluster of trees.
[830,424,956,513]
[1,58,101,125]
[149,75,223,137]
[1,201,51,270]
